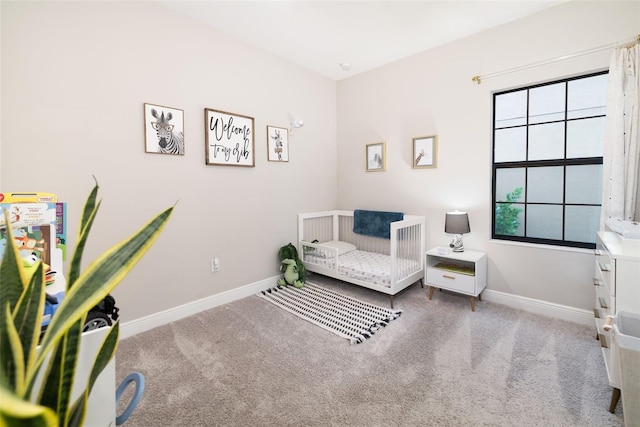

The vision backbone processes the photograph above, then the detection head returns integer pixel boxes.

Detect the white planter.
[33,326,116,427]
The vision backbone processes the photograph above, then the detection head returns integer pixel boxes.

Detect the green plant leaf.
[0,212,45,397]
[495,187,524,236]
[0,211,29,333]
[79,177,99,236]
[0,381,57,427]
[12,264,46,396]
[30,206,173,387]
[37,320,82,426]
[68,322,119,427]
[66,396,85,427]
[38,336,65,415]
[67,186,101,290]
[86,321,119,396]
[0,303,25,394]
[58,321,82,427]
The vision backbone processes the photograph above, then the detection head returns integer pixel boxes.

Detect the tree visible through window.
[492,71,607,249]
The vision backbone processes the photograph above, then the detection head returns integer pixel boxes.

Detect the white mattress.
[303,250,419,287]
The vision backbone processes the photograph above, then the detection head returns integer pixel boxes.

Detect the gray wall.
[336,1,639,310]
[1,1,338,321]
[2,1,638,322]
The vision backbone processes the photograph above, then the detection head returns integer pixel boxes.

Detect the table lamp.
[445,211,470,252]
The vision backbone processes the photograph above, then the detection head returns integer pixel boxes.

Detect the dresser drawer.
[427,267,476,295]
[594,283,612,317]
[594,260,615,295]
[595,237,615,293]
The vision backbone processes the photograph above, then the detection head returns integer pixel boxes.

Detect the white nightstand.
[425,248,487,311]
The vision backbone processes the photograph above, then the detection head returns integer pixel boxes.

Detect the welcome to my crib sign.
[204,108,255,167]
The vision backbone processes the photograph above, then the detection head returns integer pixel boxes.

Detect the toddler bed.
[298,210,425,307]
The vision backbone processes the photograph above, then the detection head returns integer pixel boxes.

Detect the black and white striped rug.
[257,281,402,344]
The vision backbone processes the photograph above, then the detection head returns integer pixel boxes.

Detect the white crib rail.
[298,210,425,293]
[390,217,424,283]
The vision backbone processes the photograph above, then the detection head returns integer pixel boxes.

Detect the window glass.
[529,83,565,124]
[567,117,605,158]
[494,127,526,162]
[495,168,525,202]
[495,90,527,128]
[527,166,564,203]
[566,164,603,204]
[568,74,608,119]
[526,204,563,239]
[528,122,564,160]
[565,205,600,244]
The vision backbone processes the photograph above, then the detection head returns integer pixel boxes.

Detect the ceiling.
[162,1,566,81]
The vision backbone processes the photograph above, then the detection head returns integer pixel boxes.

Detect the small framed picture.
[366,142,386,171]
[144,103,185,155]
[267,125,289,162]
[412,135,437,168]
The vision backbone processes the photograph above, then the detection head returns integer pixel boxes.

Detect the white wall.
[0,1,338,321]
[336,1,639,310]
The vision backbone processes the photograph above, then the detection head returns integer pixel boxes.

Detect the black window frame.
[491,70,607,250]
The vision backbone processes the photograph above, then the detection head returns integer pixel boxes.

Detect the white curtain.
[601,42,640,227]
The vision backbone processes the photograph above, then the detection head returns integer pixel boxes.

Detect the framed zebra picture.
[144,103,185,155]
[412,135,437,169]
[204,108,255,167]
[267,125,289,162]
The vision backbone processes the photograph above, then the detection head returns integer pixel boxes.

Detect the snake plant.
[0,180,173,426]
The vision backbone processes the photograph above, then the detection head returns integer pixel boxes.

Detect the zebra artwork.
[151,109,184,154]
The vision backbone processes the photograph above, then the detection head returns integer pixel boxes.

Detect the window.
[492,71,607,249]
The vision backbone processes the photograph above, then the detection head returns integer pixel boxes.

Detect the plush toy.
[277,259,303,288]
[277,243,306,288]
[21,251,56,286]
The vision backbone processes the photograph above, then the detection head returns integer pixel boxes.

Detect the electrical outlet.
[211,257,220,272]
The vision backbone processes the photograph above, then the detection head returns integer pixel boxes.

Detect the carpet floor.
[116,274,624,426]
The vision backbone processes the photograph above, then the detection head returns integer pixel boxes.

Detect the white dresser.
[594,231,640,412]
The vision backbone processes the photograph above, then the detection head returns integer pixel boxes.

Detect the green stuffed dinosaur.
[277,243,306,288]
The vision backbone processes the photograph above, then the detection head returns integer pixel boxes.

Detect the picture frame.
[366,142,386,171]
[266,125,289,162]
[412,135,437,168]
[204,108,255,167]
[144,103,185,155]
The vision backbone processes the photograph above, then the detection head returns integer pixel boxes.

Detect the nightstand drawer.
[427,267,475,295]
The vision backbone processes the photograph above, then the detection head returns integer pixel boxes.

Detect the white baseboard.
[120,277,594,339]
[481,289,594,327]
[119,276,279,339]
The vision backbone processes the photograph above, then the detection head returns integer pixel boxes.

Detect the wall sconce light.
[289,118,304,135]
[445,211,470,252]
[290,119,304,128]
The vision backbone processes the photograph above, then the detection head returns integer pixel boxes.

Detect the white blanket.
[304,250,419,287]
